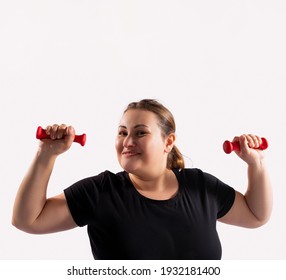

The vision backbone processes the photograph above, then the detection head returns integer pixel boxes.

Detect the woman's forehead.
[120,109,158,125]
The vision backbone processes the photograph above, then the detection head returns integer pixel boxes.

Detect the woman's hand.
[38,124,75,156]
[233,134,265,165]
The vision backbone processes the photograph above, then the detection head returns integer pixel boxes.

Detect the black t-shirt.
[64,168,235,260]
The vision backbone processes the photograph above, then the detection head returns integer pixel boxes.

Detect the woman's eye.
[118,131,127,136]
[137,131,147,137]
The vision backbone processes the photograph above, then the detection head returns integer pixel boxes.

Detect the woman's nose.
[123,134,136,147]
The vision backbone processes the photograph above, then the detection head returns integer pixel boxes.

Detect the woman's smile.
[122,150,141,157]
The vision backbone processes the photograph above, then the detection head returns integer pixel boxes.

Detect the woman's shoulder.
[175,168,218,187]
[85,170,127,185]
[175,168,204,178]
[67,170,127,191]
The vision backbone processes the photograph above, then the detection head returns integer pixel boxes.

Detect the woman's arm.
[219,134,272,228]
[12,125,77,234]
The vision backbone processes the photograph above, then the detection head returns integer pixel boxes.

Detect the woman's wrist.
[35,146,58,165]
[247,157,266,171]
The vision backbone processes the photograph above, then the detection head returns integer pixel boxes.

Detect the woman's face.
[115,109,171,177]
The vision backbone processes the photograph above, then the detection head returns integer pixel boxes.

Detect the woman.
[12,99,272,259]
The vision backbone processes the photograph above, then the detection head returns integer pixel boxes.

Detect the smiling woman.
[12,99,272,260]
[123,100,185,171]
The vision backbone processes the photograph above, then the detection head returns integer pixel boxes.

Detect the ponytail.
[167,145,185,170]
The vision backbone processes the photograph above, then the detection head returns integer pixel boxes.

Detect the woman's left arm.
[219,134,272,228]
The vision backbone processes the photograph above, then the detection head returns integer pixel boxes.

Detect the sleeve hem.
[217,187,236,219]
[64,188,85,227]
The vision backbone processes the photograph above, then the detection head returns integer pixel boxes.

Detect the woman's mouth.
[122,151,140,157]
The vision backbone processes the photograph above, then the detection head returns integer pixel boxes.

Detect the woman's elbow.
[249,213,272,228]
[11,216,38,234]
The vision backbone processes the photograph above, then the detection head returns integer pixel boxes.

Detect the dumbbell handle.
[223,137,268,154]
[36,126,86,146]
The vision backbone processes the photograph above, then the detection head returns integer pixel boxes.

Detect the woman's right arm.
[12,125,78,234]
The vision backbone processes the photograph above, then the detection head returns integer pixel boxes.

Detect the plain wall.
[1,0,285,259]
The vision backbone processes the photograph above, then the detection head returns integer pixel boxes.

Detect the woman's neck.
[129,169,179,200]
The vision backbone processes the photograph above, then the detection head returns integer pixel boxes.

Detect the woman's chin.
[120,162,140,174]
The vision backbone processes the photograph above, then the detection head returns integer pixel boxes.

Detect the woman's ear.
[164,133,176,153]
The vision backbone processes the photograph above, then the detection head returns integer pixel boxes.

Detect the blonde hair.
[124,99,185,169]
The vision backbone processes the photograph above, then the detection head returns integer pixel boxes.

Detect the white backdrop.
[1,0,285,259]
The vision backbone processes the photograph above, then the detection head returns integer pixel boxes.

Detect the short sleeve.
[64,172,105,227]
[203,172,236,219]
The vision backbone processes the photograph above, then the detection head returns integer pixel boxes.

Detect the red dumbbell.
[36,126,86,146]
[223,137,268,154]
